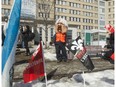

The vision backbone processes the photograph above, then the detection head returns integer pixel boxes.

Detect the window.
[108,2,111,6]
[39,27,42,40]
[99,35,105,41]
[2,0,10,5]
[100,27,105,30]
[109,8,111,12]
[100,14,105,19]
[2,8,10,16]
[95,20,98,24]
[67,30,72,40]
[100,20,105,25]
[51,28,53,40]
[100,1,105,6]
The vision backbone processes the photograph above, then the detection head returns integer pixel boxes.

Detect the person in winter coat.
[20,25,31,56]
[53,18,68,62]
[103,24,114,64]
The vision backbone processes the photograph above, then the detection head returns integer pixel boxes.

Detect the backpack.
[28,32,35,41]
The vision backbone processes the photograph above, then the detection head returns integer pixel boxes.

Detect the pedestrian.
[103,24,114,63]
[53,18,68,62]
[21,25,31,56]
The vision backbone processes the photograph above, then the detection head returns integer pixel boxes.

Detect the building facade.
[55,0,99,42]
[105,0,115,26]
[1,0,115,46]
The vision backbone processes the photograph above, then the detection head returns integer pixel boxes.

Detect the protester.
[102,24,114,63]
[20,25,31,56]
[53,18,68,62]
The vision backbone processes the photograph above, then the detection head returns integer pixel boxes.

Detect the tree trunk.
[45,25,48,49]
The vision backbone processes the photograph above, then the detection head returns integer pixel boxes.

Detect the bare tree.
[36,0,55,48]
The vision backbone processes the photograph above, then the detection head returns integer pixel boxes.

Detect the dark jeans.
[55,42,67,61]
[24,40,30,54]
[102,50,114,64]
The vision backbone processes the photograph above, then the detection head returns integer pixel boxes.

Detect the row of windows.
[55,7,98,17]
[39,27,54,41]
[55,1,98,11]
[56,0,98,6]
[37,3,50,11]
[109,8,114,12]
[83,18,94,23]
[99,1,105,6]
[55,15,67,20]
[108,14,115,19]
[83,11,94,17]
[83,26,93,30]
[55,8,67,13]
[92,35,106,41]
[38,26,104,41]
[69,2,80,8]
[100,20,105,25]
[100,8,105,13]
[83,0,97,3]
[2,0,10,5]
[56,5,98,12]
[55,0,67,5]
[83,5,93,10]
[100,14,105,19]
[55,15,98,24]
[2,8,10,16]
[100,27,105,30]
[109,21,115,25]
[38,12,50,18]
[69,17,81,22]
[70,10,81,15]
[108,1,115,6]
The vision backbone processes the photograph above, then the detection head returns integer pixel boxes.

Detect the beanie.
[104,24,114,33]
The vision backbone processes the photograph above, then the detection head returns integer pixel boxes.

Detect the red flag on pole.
[111,53,114,60]
[23,42,45,83]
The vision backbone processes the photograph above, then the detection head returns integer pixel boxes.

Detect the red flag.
[110,53,114,60]
[23,42,45,83]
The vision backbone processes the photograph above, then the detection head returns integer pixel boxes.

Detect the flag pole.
[83,71,85,87]
[41,41,48,87]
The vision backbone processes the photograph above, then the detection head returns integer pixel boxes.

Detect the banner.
[2,0,22,87]
[67,36,94,71]
[23,42,45,83]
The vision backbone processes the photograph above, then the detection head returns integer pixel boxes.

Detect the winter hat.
[104,24,114,33]
[55,18,68,27]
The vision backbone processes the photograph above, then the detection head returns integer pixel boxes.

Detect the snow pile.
[13,70,114,87]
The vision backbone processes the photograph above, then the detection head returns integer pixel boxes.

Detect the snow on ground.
[13,69,114,87]
[15,45,114,87]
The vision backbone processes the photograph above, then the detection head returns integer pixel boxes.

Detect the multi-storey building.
[36,0,99,45]
[1,0,115,46]
[88,0,107,47]
[105,0,115,26]
[2,0,13,32]
[55,0,99,43]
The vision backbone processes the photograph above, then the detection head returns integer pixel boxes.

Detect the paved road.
[13,52,114,82]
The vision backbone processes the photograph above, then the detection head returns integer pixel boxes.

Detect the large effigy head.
[55,18,68,33]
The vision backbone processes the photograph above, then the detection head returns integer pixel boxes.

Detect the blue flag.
[2,0,22,87]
